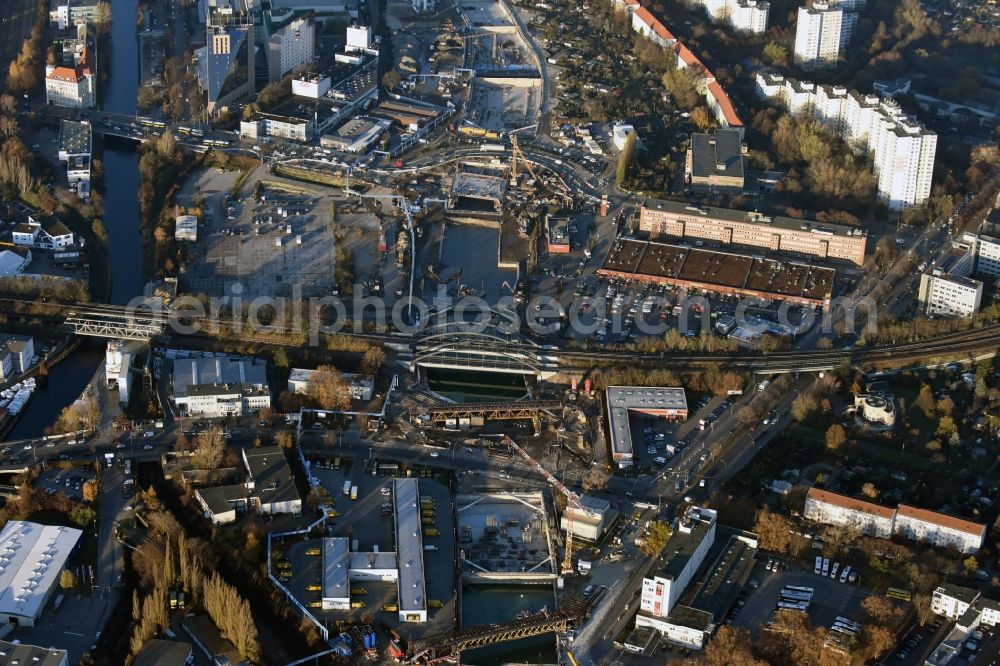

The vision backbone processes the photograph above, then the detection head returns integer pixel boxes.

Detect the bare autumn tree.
[861,594,902,625]
[753,507,794,555]
[857,624,896,662]
[306,365,352,411]
[361,346,386,376]
[697,625,768,665]
[191,427,227,469]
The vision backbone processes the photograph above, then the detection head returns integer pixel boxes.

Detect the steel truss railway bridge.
[407,595,591,663]
[6,299,1000,373]
[412,399,563,425]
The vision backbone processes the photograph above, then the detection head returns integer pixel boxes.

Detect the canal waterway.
[427,369,529,402]
[5,0,141,441]
[461,585,557,665]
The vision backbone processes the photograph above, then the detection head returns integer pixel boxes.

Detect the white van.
[822,558,830,576]
[839,566,851,583]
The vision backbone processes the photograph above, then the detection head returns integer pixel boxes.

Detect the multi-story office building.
[45,47,95,109]
[202,26,255,115]
[638,506,717,621]
[49,0,103,30]
[918,243,983,317]
[756,72,936,209]
[639,199,867,265]
[685,129,747,193]
[963,212,1000,279]
[692,0,769,33]
[170,355,271,417]
[794,2,844,70]
[267,13,315,82]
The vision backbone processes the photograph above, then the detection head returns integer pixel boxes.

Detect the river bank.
[2,0,143,441]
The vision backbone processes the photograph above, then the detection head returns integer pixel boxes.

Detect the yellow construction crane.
[510,134,539,185]
[503,435,582,575]
[507,124,539,185]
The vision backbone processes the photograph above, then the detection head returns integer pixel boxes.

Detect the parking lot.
[732,560,869,638]
[36,464,96,501]
[178,176,356,298]
[286,451,458,638]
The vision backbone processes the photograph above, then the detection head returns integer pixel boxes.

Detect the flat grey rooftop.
[393,478,426,615]
[689,129,743,180]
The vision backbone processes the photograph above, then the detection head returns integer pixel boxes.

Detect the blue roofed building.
[199,25,256,115]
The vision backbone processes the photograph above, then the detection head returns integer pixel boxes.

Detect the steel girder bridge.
[413,325,558,377]
[415,399,563,425]
[407,595,591,663]
[58,304,170,341]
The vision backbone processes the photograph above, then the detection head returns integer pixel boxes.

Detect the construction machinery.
[502,435,581,575]
[507,124,538,186]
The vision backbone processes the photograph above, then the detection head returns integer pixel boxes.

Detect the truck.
[350,485,358,500]
[343,480,352,496]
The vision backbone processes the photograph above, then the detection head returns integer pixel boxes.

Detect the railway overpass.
[407,595,591,663]
[411,399,563,426]
[6,298,1000,373]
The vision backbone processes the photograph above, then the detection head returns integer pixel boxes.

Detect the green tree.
[639,521,671,557]
[60,568,77,589]
[937,415,957,438]
[762,41,788,66]
[69,504,96,527]
[272,348,290,368]
[963,555,979,575]
[615,131,637,188]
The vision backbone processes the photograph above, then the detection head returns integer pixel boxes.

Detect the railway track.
[3,298,1000,370]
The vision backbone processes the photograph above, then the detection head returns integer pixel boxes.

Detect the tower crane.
[507,124,538,185]
[502,435,584,575]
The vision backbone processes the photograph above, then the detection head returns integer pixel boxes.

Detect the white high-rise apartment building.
[794,0,864,70]
[694,0,769,34]
[870,107,937,210]
[268,15,315,82]
[756,72,936,209]
[794,2,844,70]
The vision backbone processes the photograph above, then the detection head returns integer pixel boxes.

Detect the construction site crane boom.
[502,435,580,575]
[457,31,497,60]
